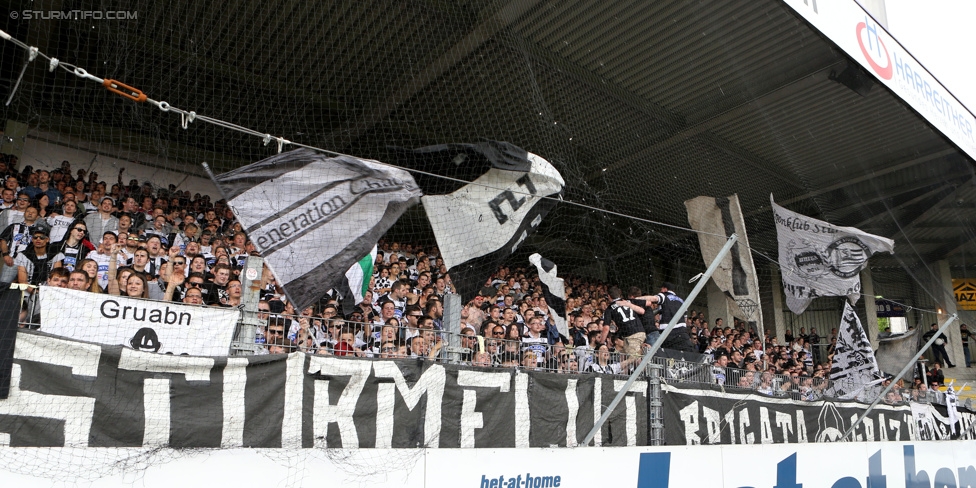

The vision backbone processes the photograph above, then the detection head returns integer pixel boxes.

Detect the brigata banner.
[663,382,976,445]
[38,286,238,356]
[1,331,646,448]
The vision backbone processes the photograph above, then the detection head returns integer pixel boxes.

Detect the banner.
[394,141,564,300]
[38,287,239,356]
[663,383,976,445]
[828,300,881,400]
[771,195,894,314]
[1,331,646,448]
[0,285,20,399]
[208,148,422,310]
[685,194,763,327]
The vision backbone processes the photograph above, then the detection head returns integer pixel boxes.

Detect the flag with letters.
[771,195,894,315]
[685,194,763,327]
[529,253,567,336]
[393,141,564,300]
[208,149,421,311]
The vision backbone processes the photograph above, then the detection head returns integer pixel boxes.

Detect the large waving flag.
[208,149,421,310]
[771,195,894,315]
[393,141,564,300]
[685,194,763,328]
[529,253,567,336]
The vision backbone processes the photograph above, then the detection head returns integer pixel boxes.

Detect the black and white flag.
[529,253,567,336]
[771,195,894,315]
[828,301,882,400]
[393,141,564,300]
[208,149,422,310]
[685,194,763,328]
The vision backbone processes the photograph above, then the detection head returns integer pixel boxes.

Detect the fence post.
[647,363,664,446]
[582,234,738,446]
[443,293,463,363]
[231,256,264,356]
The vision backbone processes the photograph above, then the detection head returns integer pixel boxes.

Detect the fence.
[13,286,966,415]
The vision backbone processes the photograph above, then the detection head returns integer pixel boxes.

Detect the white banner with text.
[38,286,238,356]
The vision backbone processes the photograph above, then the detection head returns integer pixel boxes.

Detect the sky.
[884,0,976,114]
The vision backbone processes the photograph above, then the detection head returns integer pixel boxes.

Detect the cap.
[31,227,50,237]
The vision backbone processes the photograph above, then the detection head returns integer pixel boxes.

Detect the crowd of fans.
[0,156,967,401]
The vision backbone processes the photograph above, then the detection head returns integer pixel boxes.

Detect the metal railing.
[13,291,962,410]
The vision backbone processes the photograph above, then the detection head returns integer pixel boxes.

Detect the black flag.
[393,141,564,300]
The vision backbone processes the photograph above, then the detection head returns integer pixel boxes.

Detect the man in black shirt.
[961,324,972,367]
[633,282,696,352]
[922,323,955,368]
[602,286,645,358]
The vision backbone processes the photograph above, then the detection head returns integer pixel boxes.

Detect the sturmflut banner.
[663,383,976,445]
[209,149,422,310]
[1,331,647,448]
[39,287,238,356]
[770,195,895,315]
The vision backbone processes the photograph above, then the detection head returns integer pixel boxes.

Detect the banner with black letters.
[663,383,976,445]
[0,331,646,448]
[39,286,239,356]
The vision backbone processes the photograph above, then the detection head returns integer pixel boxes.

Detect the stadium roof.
[2,0,974,279]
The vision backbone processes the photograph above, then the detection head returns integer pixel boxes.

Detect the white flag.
[828,301,881,400]
[209,149,421,310]
[946,382,960,435]
[771,195,894,315]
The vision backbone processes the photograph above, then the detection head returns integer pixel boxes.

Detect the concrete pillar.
[769,263,787,343]
[855,0,888,28]
[861,268,879,349]
[935,260,964,367]
[707,280,731,331]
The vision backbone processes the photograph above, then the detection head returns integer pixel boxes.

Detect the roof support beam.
[585,62,843,184]
[881,177,975,239]
[322,0,543,149]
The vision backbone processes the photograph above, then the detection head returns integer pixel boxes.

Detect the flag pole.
[582,234,738,446]
[841,313,958,441]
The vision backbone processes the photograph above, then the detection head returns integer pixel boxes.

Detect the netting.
[1,0,975,484]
